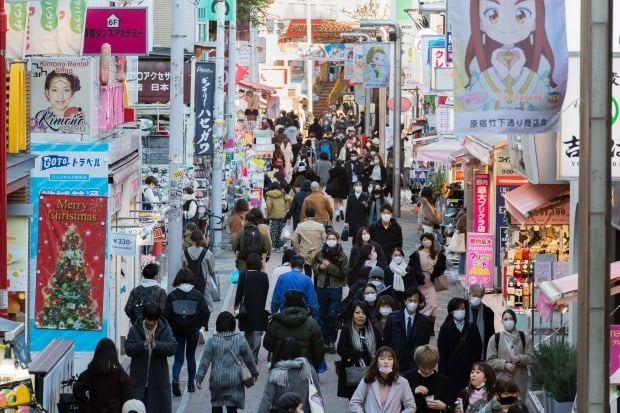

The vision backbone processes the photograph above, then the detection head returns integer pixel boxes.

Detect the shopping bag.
[447,231,466,253]
[280,226,292,241]
[308,376,325,413]
[230,269,239,284]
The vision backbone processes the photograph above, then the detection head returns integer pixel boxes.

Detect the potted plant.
[532,339,577,412]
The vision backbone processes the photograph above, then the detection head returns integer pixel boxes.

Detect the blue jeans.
[458,252,466,275]
[316,287,342,345]
[172,329,199,383]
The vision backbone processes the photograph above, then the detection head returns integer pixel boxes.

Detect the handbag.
[447,231,466,253]
[432,273,449,292]
[340,226,349,242]
[225,342,255,388]
[345,364,367,387]
[308,375,325,413]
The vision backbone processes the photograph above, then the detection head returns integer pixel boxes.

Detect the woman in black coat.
[284,179,311,230]
[348,228,388,285]
[437,298,483,400]
[344,182,370,240]
[326,160,350,221]
[234,252,270,362]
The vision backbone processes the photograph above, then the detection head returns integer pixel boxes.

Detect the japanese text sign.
[473,173,490,233]
[137,60,191,104]
[82,8,148,55]
[466,233,494,288]
[611,325,620,384]
[194,62,216,155]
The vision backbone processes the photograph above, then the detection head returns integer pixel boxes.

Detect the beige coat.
[301,192,334,223]
[292,219,326,265]
[486,330,535,395]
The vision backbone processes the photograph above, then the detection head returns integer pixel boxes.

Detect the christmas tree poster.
[35,194,107,330]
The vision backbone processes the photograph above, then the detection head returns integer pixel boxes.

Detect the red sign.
[83,8,148,55]
[473,173,490,233]
[454,169,465,181]
[35,194,107,331]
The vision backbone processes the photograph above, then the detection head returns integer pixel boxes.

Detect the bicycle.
[57,375,81,413]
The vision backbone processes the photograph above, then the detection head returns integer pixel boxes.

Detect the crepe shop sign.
[473,173,490,233]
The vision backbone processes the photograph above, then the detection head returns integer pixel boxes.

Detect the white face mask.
[381,214,391,222]
[392,256,403,265]
[378,367,392,375]
[364,294,377,303]
[350,156,358,161]
[326,240,337,248]
[362,233,371,242]
[406,302,418,313]
[370,252,378,260]
[453,310,466,321]
[370,280,383,288]
[422,240,433,248]
[354,186,362,194]
[503,320,516,331]
[379,307,392,317]
[469,296,482,307]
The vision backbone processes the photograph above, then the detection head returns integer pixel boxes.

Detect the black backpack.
[184,248,208,294]
[495,331,526,352]
[183,199,199,223]
[239,226,262,260]
[128,285,160,323]
[142,188,152,211]
[171,293,200,334]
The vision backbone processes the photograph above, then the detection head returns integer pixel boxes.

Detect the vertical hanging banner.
[466,233,494,288]
[26,0,61,55]
[194,62,216,155]
[35,194,107,331]
[473,173,490,233]
[362,42,391,88]
[57,0,86,55]
[452,0,568,134]
[7,1,29,60]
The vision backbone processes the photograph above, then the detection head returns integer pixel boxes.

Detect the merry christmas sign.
[35,194,107,331]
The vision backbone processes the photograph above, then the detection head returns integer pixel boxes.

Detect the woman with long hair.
[257,337,321,413]
[384,247,416,303]
[74,338,133,413]
[326,160,350,222]
[348,227,387,283]
[272,143,286,176]
[454,362,497,413]
[336,301,382,399]
[374,294,398,334]
[349,346,416,412]
[418,186,442,235]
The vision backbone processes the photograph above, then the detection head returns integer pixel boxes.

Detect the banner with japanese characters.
[452,0,568,134]
[473,173,490,233]
[58,0,86,55]
[194,62,216,155]
[466,233,494,288]
[7,1,29,60]
[363,42,391,89]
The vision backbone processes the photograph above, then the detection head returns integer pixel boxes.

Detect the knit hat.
[275,392,303,409]
[122,399,146,413]
[369,266,385,280]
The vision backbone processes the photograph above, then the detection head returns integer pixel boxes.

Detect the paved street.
[164,192,467,412]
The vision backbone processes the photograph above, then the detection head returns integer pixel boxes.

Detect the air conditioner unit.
[508,133,566,184]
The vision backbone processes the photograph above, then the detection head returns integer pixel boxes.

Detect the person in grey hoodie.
[313,152,332,190]
[257,337,321,413]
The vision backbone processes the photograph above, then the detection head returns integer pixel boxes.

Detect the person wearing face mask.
[369,204,403,255]
[348,243,381,287]
[344,182,370,240]
[311,231,349,354]
[344,150,368,188]
[349,346,416,413]
[382,287,432,372]
[467,284,496,360]
[367,185,387,223]
[486,309,534,396]
[364,153,387,189]
[402,345,452,413]
[384,247,416,303]
[373,295,397,334]
[482,379,522,413]
[437,298,483,399]
[348,229,388,284]
[325,160,350,222]
[360,283,379,315]
[367,266,393,297]
[408,233,447,333]
[336,301,382,399]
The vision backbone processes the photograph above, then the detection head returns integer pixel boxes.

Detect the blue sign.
[194,62,216,155]
[446,31,453,63]
[495,183,520,266]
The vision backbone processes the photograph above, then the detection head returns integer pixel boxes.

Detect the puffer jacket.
[265,189,292,219]
[263,306,325,368]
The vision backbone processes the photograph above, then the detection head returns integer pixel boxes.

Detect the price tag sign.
[110,232,138,256]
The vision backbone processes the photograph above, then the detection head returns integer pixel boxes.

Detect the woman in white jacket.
[350,346,416,413]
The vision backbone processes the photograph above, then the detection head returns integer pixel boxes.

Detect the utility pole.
[227,0,237,141]
[0,0,8,317]
[305,0,313,116]
[577,0,612,411]
[210,0,226,256]
[167,0,185,287]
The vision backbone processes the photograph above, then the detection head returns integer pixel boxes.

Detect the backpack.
[142,188,152,211]
[171,293,200,334]
[318,140,332,159]
[128,285,161,323]
[183,199,199,224]
[238,226,262,260]
[495,331,526,352]
[184,248,208,294]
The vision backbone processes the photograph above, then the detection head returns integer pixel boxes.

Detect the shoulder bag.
[345,359,367,387]
[447,231,466,253]
[308,375,325,413]
[225,340,255,388]
[432,273,449,292]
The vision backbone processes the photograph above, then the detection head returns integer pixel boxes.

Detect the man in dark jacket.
[369,203,403,255]
[125,302,177,413]
[263,290,325,369]
[344,150,367,188]
[467,283,496,360]
[382,287,432,371]
[308,117,323,140]
[285,179,312,230]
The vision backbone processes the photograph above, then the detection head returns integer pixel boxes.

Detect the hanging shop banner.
[7,1,29,60]
[26,0,60,54]
[611,325,620,384]
[137,60,191,104]
[352,44,365,84]
[420,35,445,93]
[363,42,391,89]
[82,8,148,55]
[452,0,568,134]
[29,57,98,143]
[466,233,494,288]
[194,62,216,155]
[58,0,86,55]
[473,173,490,233]
[495,175,527,266]
[343,44,355,80]
[324,43,346,60]
[35,194,106,331]
[7,217,29,323]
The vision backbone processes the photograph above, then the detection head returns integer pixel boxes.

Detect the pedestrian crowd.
[71,110,535,413]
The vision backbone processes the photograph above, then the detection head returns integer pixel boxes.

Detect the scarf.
[502,330,519,357]
[467,385,488,411]
[268,357,313,387]
[389,260,407,292]
[322,243,342,260]
[468,305,485,358]
[349,325,376,364]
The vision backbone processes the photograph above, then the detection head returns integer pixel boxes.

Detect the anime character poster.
[363,42,391,88]
[452,0,568,134]
[29,57,97,142]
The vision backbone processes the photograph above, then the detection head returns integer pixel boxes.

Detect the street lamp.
[360,20,403,217]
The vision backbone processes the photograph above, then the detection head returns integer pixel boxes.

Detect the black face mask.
[499,396,517,405]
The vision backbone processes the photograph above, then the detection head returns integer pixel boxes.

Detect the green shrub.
[532,340,577,403]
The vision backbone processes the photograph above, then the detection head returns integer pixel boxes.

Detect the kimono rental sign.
[451,0,568,134]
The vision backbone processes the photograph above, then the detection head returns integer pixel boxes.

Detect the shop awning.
[503,183,570,225]
[415,139,464,162]
[462,135,495,164]
[283,19,354,42]
[540,261,620,305]
[238,79,276,93]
